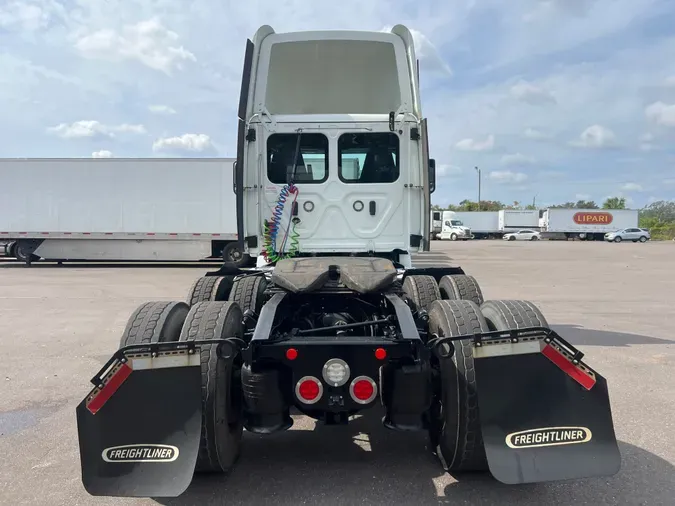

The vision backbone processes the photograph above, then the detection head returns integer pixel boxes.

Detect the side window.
[433,212,441,220]
[267,133,328,184]
[338,132,399,183]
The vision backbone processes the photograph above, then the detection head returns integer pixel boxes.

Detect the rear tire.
[480,300,548,332]
[402,275,441,312]
[639,236,648,243]
[427,300,489,472]
[222,242,250,268]
[438,275,484,305]
[186,276,234,306]
[179,301,245,474]
[228,275,268,317]
[119,301,190,348]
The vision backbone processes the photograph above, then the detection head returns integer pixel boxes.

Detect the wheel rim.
[226,246,242,262]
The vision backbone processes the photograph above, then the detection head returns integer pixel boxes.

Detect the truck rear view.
[74,25,620,499]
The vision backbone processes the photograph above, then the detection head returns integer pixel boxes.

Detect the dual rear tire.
[403,274,549,474]
[119,299,245,474]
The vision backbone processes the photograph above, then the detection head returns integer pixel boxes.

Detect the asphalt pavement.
[0,240,673,505]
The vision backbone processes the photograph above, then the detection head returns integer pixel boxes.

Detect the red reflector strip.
[542,344,596,390]
[86,363,132,414]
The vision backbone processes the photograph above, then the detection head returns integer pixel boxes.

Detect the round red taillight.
[286,348,298,360]
[374,347,387,360]
[295,376,323,404]
[350,376,377,404]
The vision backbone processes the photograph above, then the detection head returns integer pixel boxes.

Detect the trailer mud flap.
[76,349,202,497]
[473,334,621,484]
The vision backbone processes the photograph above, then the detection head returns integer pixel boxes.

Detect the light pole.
[475,166,481,206]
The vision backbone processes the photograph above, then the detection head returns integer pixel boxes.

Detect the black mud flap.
[76,346,203,497]
[473,331,621,484]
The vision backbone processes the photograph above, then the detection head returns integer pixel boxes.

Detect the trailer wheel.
[402,275,441,312]
[14,240,40,264]
[427,299,489,472]
[179,301,245,473]
[186,276,234,306]
[480,300,548,333]
[119,301,190,347]
[438,275,484,305]
[228,275,268,319]
[222,242,250,268]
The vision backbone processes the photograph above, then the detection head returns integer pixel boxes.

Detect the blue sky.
[1,0,674,208]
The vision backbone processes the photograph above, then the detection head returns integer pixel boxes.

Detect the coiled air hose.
[262,183,300,263]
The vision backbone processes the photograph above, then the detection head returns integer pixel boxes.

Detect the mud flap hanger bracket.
[88,338,247,388]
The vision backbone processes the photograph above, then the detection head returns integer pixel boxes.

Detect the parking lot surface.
[1,240,674,505]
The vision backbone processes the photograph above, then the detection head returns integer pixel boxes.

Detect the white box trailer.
[540,208,639,241]
[451,211,500,238]
[0,158,247,264]
[498,209,541,231]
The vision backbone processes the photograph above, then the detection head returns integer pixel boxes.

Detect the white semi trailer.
[0,158,248,265]
[539,208,639,241]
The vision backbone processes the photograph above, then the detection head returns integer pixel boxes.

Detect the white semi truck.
[73,24,621,499]
[539,208,639,241]
[0,158,249,265]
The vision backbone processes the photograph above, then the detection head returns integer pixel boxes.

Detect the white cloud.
[663,179,675,186]
[645,101,675,127]
[664,76,675,87]
[455,135,495,152]
[488,170,528,184]
[575,193,591,200]
[510,81,556,105]
[148,105,176,115]
[92,150,113,158]
[46,120,146,139]
[381,25,452,76]
[570,125,617,149]
[621,182,643,192]
[436,164,462,177]
[0,1,49,31]
[74,18,196,74]
[152,133,212,152]
[523,127,552,140]
[501,153,536,166]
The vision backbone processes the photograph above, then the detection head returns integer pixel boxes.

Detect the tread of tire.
[480,300,548,331]
[179,301,244,473]
[187,276,230,306]
[439,275,484,305]
[428,299,489,472]
[402,275,441,312]
[119,301,189,348]
[228,275,266,314]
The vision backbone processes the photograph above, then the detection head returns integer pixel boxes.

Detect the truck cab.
[439,210,472,241]
[233,26,436,268]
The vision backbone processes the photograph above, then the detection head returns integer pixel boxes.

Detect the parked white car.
[503,229,541,241]
[604,228,650,243]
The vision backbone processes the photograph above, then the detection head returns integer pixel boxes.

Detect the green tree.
[575,200,599,209]
[602,197,626,209]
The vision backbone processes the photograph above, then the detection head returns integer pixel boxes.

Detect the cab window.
[338,132,399,183]
[267,133,329,184]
